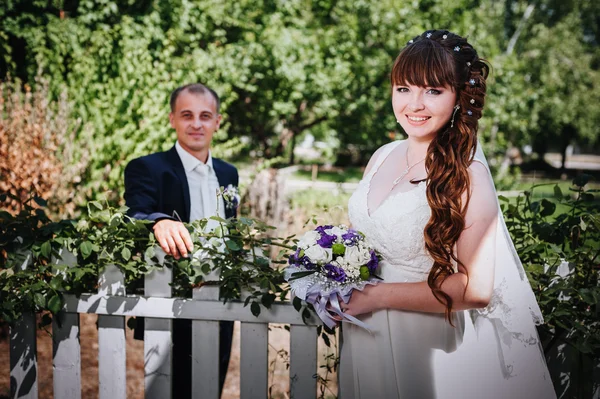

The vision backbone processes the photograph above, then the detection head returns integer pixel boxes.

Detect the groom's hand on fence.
[153,219,194,259]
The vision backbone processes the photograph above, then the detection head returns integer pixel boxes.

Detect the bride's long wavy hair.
[391,30,490,322]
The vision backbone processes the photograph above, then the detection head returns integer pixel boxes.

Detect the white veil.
[470,143,548,378]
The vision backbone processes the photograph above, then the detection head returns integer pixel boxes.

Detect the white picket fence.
[8,248,319,399]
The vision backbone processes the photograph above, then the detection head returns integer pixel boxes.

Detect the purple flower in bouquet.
[342,229,361,245]
[324,263,347,283]
[315,225,334,234]
[367,250,379,272]
[317,232,337,248]
[288,248,317,270]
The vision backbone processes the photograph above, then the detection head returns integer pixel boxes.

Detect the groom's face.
[170,90,222,161]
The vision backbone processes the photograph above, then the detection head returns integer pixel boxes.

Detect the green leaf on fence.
[40,313,52,328]
[40,241,52,258]
[34,293,46,308]
[33,197,47,207]
[226,240,241,251]
[121,247,131,261]
[80,241,93,259]
[553,185,563,199]
[49,277,62,291]
[47,294,62,314]
[250,301,261,317]
[293,296,302,312]
[322,332,331,347]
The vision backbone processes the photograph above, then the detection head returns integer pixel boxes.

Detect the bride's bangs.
[391,41,456,89]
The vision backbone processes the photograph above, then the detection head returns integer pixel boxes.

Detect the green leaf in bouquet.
[288,270,316,281]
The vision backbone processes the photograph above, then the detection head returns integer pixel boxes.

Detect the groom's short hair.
[170,83,221,113]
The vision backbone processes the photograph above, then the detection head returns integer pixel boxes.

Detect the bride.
[338,30,556,398]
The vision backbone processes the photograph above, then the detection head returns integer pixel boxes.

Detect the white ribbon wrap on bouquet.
[284,266,379,332]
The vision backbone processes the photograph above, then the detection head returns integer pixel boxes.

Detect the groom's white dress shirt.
[175,141,225,223]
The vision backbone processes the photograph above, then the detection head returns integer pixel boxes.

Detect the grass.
[292,167,364,183]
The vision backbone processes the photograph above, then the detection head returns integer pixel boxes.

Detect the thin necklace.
[392,145,425,188]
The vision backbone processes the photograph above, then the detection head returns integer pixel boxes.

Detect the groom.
[124,83,237,398]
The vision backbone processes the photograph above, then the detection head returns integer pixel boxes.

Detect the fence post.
[144,246,172,399]
[97,264,126,399]
[290,324,318,399]
[191,261,221,399]
[52,247,81,399]
[239,288,268,399]
[9,250,38,399]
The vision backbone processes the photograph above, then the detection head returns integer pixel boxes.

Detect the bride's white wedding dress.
[339,140,556,399]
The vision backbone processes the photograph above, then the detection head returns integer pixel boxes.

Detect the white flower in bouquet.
[298,230,321,249]
[304,245,333,264]
[345,245,372,268]
[325,226,346,240]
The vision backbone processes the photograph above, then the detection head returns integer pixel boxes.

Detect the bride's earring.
[450,105,460,128]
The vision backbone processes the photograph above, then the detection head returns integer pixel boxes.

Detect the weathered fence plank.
[192,283,220,399]
[240,321,269,399]
[290,325,318,399]
[9,312,38,399]
[52,247,81,399]
[144,248,172,399]
[63,294,316,325]
[52,311,81,399]
[97,264,126,399]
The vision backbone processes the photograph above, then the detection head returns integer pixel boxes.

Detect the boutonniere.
[218,184,240,211]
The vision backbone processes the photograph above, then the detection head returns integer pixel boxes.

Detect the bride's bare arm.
[345,161,499,315]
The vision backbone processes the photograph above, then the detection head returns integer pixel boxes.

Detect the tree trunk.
[289,130,297,165]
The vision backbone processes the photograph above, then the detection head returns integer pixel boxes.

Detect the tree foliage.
[0,0,598,204]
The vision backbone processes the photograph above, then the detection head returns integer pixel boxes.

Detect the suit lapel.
[212,158,231,188]
[166,146,191,222]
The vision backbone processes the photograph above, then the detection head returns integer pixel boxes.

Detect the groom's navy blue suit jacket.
[124,145,239,223]
[123,144,237,398]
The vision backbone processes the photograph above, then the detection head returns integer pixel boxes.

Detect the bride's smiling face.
[392,83,457,140]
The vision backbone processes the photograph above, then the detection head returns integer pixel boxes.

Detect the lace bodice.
[348,141,433,282]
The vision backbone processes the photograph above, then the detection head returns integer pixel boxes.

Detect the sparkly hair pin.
[466,62,471,67]
[467,110,473,116]
[469,78,476,86]
[426,32,432,38]
[408,39,414,44]
[442,34,448,39]
[454,46,461,52]
[470,99,475,104]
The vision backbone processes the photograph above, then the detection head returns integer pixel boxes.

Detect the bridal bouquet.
[284,225,381,330]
